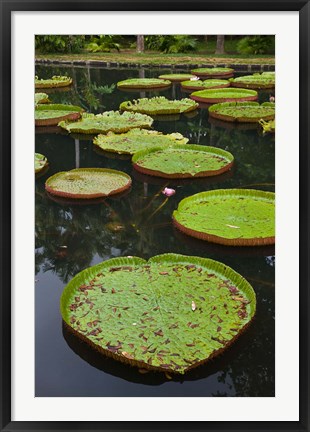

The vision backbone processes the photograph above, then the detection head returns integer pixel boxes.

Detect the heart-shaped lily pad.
[191,67,234,78]
[173,189,275,246]
[93,128,189,155]
[45,168,132,199]
[35,104,84,126]
[58,111,154,134]
[35,153,48,173]
[190,88,258,104]
[158,74,197,82]
[181,79,230,91]
[230,74,275,90]
[35,75,73,88]
[132,144,234,178]
[208,101,275,123]
[60,253,256,374]
[120,97,199,115]
[117,78,171,89]
[35,93,50,105]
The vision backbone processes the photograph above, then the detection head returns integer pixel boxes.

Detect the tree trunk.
[215,35,225,54]
[137,35,145,53]
[204,35,208,49]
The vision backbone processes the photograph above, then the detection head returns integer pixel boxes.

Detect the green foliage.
[60,253,256,374]
[145,35,198,53]
[35,35,85,54]
[85,35,120,53]
[237,36,275,55]
[35,153,48,173]
[120,96,198,115]
[209,101,275,122]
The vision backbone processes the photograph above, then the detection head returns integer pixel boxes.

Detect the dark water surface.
[35,65,275,397]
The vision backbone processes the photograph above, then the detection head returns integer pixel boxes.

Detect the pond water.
[35,64,275,397]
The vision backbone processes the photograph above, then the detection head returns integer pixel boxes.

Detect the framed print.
[1,1,309,431]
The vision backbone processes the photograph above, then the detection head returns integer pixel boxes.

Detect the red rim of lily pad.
[35,104,84,127]
[45,168,132,199]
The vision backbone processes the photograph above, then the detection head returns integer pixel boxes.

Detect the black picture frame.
[1,1,309,431]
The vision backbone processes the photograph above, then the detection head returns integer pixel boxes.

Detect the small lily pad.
[120,97,198,115]
[45,168,132,199]
[173,189,275,246]
[35,75,73,88]
[230,74,275,90]
[132,144,234,178]
[35,93,50,105]
[35,153,48,173]
[191,88,258,104]
[208,101,275,123]
[181,79,230,91]
[60,253,256,374]
[191,67,234,78]
[259,119,275,133]
[58,111,154,134]
[93,128,188,155]
[117,78,171,89]
[35,104,84,127]
[158,73,198,82]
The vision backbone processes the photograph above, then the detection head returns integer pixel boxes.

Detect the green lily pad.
[45,168,132,199]
[120,97,199,115]
[60,253,256,374]
[132,144,234,178]
[181,79,230,91]
[173,189,275,246]
[35,93,50,105]
[191,88,258,104]
[35,153,48,173]
[93,128,189,155]
[35,104,84,127]
[35,75,73,89]
[117,78,171,89]
[259,119,275,133]
[191,67,234,78]
[230,74,275,89]
[158,74,197,82]
[208,102,275,123]
[58,111,154,134]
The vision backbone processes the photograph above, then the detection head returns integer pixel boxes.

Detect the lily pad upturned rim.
[58,111,154,134]
[35,75,73,88]
[181,79,230,91]
[120,97,199,115]
[191,68,234,78]
[45,168,132,199]
[208,101,275,123]
[190,88,258,104]
[35,104,84,127]
[173,189,275,246]
[35,93,50,105]
[132,144,234,179]
[93,128,189,155]
[117,78,172,89]
[35,153,48,174]
[158,73,198,82]
[61,253,256,374]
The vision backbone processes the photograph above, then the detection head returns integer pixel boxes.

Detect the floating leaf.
[35,153,48,174]
[35,104,83,127]
[181,79,230,91]
[117,78,171,89]
[230,73,275,90]
[190,88,258,104]
[35,92,50,105]
[61,253,256,374]
[173,189,275,246]
[191,67,234,78]
[209,101,275,123]
[158,73,197,82]
[120,96,198,115]
[35,75,72,89]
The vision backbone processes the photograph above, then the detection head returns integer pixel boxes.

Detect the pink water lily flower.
[162,187,176,197]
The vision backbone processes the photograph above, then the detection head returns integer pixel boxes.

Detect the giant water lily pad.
[181,79,230,91]
[173,189,275,246]
[132,145,234,178]
[35,93,50,105]
[45,168,132,199]
[35,153,48,173]
[191,67,234,78]
[208,101,275,123]
[58,111,153,134]
[60,253,256,374]
[35,75,73,88]
[35,104,84,126]
[117,78,171,89]
[158,73,197,82]
[120,97,198,115]
[93,128,188,155]
[230,74,275,90]
[191,88,258,104]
